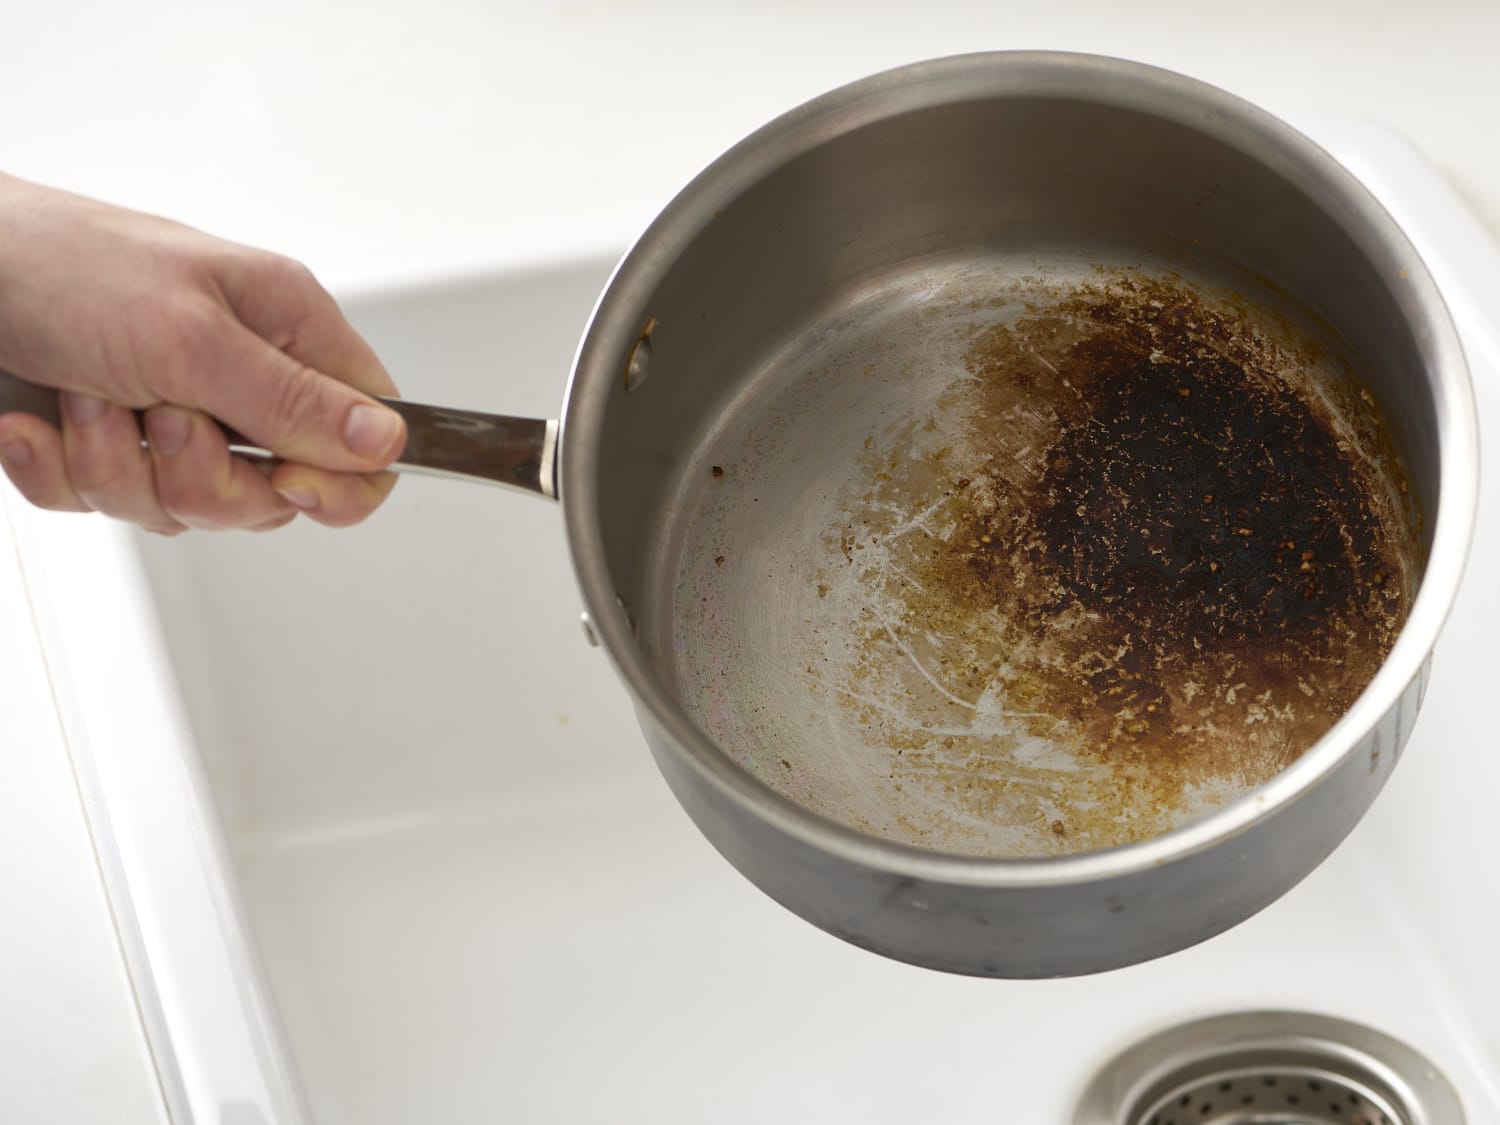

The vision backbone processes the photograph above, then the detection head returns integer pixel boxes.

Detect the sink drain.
[1134,1065,1404,1124]
[1073,1012,1464,1125]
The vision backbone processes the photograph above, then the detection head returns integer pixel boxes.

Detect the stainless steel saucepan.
[2,53,1477,977]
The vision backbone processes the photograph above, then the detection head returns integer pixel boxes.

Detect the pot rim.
[559,50,1479,889]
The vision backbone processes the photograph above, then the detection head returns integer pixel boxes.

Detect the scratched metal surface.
[666,250,1415,857]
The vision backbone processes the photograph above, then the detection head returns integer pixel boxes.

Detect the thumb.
[206,325,406,472]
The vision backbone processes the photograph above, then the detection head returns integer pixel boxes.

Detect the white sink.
[12,119,1500,1124]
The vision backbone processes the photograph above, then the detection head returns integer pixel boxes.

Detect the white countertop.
[3,3,1499,1121]
[6,1,1500,280]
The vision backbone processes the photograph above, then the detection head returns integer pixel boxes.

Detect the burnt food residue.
[828,273,1415,852]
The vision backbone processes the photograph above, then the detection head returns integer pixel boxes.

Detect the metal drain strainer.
[1073,1012,1465,1125]
[1134,1063,1404,1124]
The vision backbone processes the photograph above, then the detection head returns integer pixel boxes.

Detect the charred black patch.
[903,274,1413,787]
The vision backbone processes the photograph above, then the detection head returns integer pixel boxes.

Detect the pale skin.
[0,172,405,533]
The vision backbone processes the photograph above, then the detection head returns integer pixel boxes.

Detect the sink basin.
[11,119,1500,1124]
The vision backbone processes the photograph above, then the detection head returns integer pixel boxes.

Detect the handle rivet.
[624,316,657,392]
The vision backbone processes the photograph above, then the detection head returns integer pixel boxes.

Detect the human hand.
[0,173,406,533]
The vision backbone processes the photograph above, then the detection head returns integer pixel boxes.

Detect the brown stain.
[832,272,1416,852]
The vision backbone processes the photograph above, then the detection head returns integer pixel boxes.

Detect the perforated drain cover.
[1073,1012,1464,1125]
[1135,1064,1403,1124]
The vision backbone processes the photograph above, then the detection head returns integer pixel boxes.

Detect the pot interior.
[585,77,1438,858]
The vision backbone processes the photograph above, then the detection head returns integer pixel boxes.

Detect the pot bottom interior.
[660,250,1418,857]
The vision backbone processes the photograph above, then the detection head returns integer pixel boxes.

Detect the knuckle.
[69,476,119,507]
[63,451,111,495]
[155,468,218,524]
[161,455,286,531]
[9,468,85,513]
[66,439,130,497]
[264,365,332,440]
[67,447,140,506]
[276,255,319,292]
[248,249,321,299]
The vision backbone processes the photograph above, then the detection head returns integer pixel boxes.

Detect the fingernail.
[144,408,192,458]
[63,391,107,426]
[344,403,403,460]
[0,439,33,468]
[276,486,319,511]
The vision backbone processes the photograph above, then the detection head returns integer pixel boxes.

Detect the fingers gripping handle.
[0,366,65,429]
[0,367,558,499]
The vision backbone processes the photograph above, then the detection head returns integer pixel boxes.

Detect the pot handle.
[0,367,558,499]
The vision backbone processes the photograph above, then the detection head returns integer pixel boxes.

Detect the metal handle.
[0,367,558,499]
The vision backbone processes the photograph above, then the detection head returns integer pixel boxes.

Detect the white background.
[5,1,1499,280]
